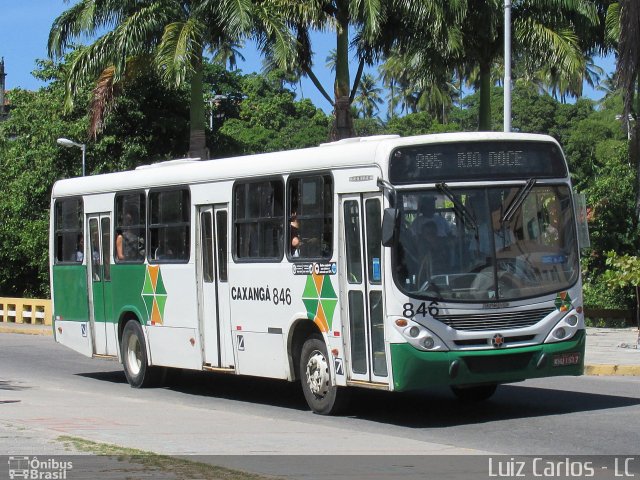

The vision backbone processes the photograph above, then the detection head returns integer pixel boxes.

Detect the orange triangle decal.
[149,265,160,291]
[313,272,323,296]
[314,303,329,332]
[151,298,163,325]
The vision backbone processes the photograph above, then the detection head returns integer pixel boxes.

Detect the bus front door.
[340,195,388,385]
[87,214,115,356]
[197,205,233,369]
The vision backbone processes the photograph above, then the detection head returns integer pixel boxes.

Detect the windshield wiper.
[435,182,477,234]
[501,178,537,225]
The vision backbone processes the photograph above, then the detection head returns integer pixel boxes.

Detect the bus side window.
[148,188,190,263]
[287,174,332,260]
[54,198,84,264]
[233,179,284,261]
[114,191,146,263]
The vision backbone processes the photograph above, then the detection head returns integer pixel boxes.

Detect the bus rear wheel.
[121,320,160,388]
[451,384,498,402]
[299,335,348,415]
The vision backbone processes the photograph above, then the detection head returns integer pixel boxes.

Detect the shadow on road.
[0,379,30,391]
[75,368,640,426]
[346,384,640,427]
[77,369,308,411]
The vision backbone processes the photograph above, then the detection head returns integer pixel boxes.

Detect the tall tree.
[48,0,288,158]
[354,73,383,118]
[262,0,380,139]
[609,0,640,221]
[389,0,600,131]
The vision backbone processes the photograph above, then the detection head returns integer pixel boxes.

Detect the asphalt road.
[1,333,639,478]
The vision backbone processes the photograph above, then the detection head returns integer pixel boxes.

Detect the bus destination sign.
[389,140,567,184]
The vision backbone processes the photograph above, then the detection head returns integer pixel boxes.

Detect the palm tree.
[212,40,246,71]
[378,50,459,122]
[607,0,640,220]
[391,0,600,130]
[260,0,380,139]
[325,49,337,73]
[48,0,288,159]
[354,73,383,118]
[263,1,464,139]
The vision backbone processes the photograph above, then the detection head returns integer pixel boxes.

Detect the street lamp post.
[504,0,512,133]
[57,138,86,176]
[209,94,227,130]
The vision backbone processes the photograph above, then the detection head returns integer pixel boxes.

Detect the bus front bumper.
[390,329,585,391]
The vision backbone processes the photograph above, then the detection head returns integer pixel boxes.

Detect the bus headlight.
[421,336,435,349]
[394,318,448,352]
[544,312,582,344]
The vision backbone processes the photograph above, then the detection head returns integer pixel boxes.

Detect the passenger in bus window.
[290,212,300,257]
[75,235,84,262]
[116,210,143,261]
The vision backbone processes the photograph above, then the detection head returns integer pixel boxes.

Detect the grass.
[57,435,278,480]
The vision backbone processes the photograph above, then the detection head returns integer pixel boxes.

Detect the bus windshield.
[393,184,579,302]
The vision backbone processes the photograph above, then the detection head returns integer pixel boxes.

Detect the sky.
[0,0,617,116]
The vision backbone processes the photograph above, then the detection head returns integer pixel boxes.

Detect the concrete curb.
[584,364,640,376]
[0,324,52,336]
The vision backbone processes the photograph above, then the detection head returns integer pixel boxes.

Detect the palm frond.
[605,2,621,45]
[156,19,205,86]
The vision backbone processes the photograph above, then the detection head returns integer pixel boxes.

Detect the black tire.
[451,384,498,403]
[121,320,161,388]
[299,335,349,415]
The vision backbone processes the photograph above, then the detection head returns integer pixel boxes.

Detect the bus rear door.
[87,214,116,356]
[197,205,233,369]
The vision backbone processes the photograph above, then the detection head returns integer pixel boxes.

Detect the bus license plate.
[552,352,580,367]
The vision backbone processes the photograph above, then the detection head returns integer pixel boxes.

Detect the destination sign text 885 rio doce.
[389,140,567,184]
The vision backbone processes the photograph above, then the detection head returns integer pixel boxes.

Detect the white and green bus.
[50,132,587,414]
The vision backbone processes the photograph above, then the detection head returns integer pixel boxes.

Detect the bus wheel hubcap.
[127,334,142,376]
[306,350,330,398]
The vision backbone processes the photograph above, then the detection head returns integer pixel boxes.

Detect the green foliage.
[512,85,559,134]
[354,118,386,136]
[0,58,190,296]
[218,74,330,155]
[385,111,461,136]
[0,62,87,296]
[603,251,640,289]
[583,269,635,310]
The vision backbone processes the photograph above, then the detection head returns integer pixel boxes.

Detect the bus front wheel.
[451,384,498,402]
[299,335,348,415]
[121,320,160,388]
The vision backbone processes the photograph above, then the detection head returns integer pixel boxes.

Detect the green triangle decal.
[142,295,154,320]
[320,277,337,300]
[142,270,154,295]
[156,294,168,318]
[321,299,338,329]
[302,276,318,299]
[155,270,167,295]
[303,298,319,320]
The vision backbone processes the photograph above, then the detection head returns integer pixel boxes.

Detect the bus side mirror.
[382,208,398,247]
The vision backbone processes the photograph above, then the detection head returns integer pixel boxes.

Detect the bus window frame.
[53,196,84,265]
[147,186,191,264]
[114,189,147,264]
[286,172,334,262]
[232,176,285,263]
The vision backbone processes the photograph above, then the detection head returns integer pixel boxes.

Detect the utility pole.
[0,57,7,120]
[504,0,512,132]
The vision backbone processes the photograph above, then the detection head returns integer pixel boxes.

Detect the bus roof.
[51,132,561,198]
